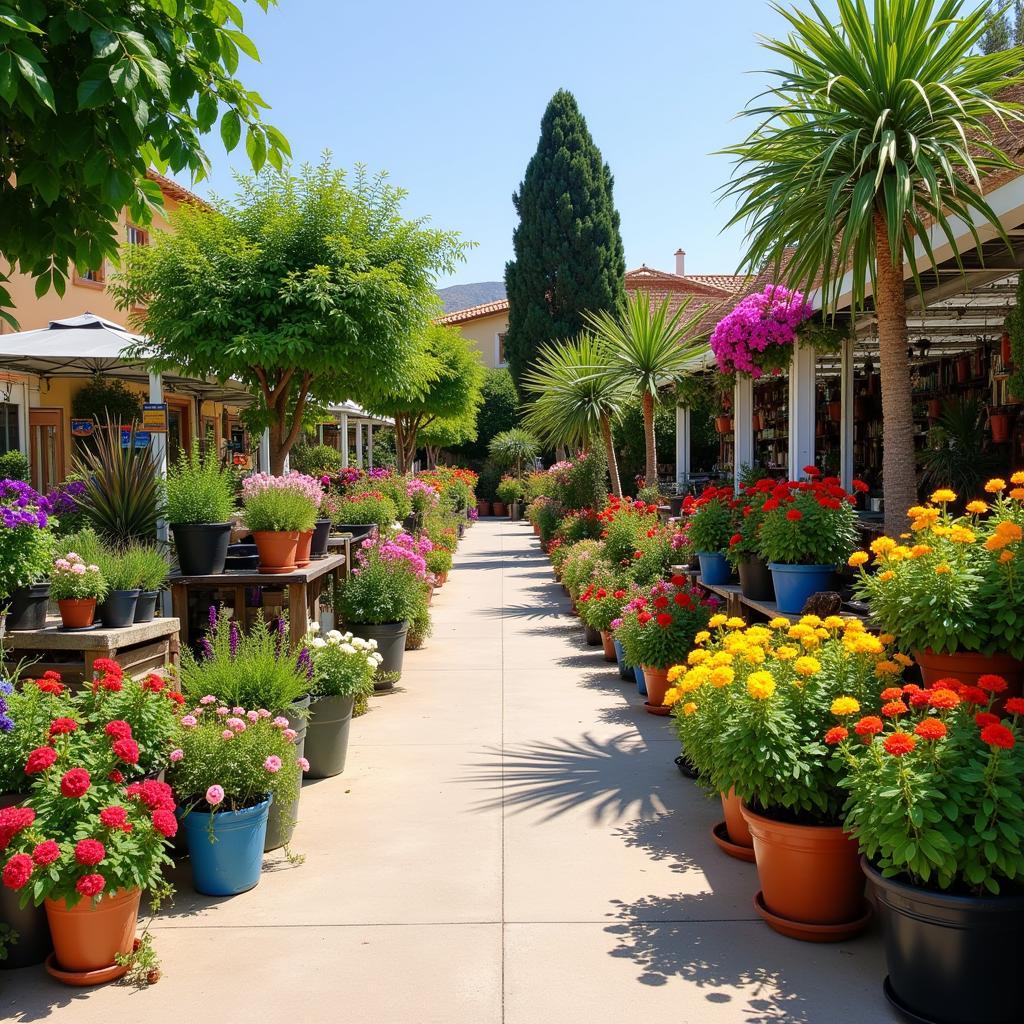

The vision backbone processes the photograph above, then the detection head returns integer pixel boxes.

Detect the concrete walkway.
[3,518,897,1022]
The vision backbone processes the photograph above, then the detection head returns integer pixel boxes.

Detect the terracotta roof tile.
[146,170,213,212]
[437,298,510,325]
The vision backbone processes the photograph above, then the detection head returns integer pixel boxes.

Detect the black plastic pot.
[265,694,310,852]
[171,521,232,577]
[310,518,332,560]
[585,624,602,647]
[343,620,409,689]
[99,589,140,628]
[738,556,776,602]
[0,792,51,968]
[864,857,1024,1024]
[402,513,420,535]
[224,543,260,571]
[133,590,160,623]
[338,523,377,545]
[304,693,355,778]
[6,582,51,631]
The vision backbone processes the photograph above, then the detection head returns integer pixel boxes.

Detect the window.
[0,403,19,454]
[74,264,105,287]
[497,332,507,367]
[126,225,149,247]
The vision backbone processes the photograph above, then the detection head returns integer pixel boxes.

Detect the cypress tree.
[504,89,626,385]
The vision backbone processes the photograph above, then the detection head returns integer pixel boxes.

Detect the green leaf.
[12,52,54,111]
[90,28,119,59]
[0,51,15,105]
[77,72,113,109]
[196,91,218,131]
[224,28,260,61]
[220,109,241,151]
[109,57,140,96]
[245,125,266,172]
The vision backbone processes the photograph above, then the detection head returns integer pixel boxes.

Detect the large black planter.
[585,624,602,647]
[864,857,1024,1024]
[265,694,310,852]
[738,557,776,602]
[310,518,332,560]
[133,589,160,623]
[343,620,409,689]
[6,582,50,631]
[0,792,51,969]
[224,543,260,571]
[337,523,377,545]
[304,693,355,778]
[171,521,232,576]
[99,589,140,628]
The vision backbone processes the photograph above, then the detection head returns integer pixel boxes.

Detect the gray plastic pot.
[264,694,310,852]
[343,620,409,690]
[99,589,140,628]
[6,582,50,632]
[304,693,355,779]
[133,590,160,623]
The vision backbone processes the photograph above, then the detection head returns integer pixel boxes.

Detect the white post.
[733,376,754,492]
[839,335,855,491]
[318,423,324,444]
[675,404,691,487]
[340,413,349,468]
[354,420,364,468]
[367,424,374,470]
[149,372,170,615]
[259,429,271,474]
[788,339,817,480]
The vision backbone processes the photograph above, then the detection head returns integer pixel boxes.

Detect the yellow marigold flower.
[687,649,710,666]
[1011,488,1024,501]
[824,615,845,630]
[935,564,952,575]
[848,551,869,568]
[769,617,790,630]
[725,616,746,630]
[667,665,685,683]
[708,614,728,629]
[774,645,798,661]
[744,626,772,645]
[907,506,927,519]
[799,614,823,627]
[663,687,680,706]
[1000,550,1015,564]
[985,534,1009,552]
[815,627,830,639]
[844,619,865,633]
[871,536,897,556]
[900,532,912,539]
[966,501,988,514]
[995,521,1023,542]
[747,671,776,700]
[787,624,811,639]
[1012,471,1024,486]
[794,656,821,677]
[710,651,735,667]
[879,570,895,582]
[831,695,861,716]
[709,667,734,688]
[875,660,900,676]
[930,489,957,504]
[879,633,896,645]
[800,634,821,650]
[893,652,913,667]
[694,630,711,645]
[910,545,932,558]
[744,647,766,665]
[948,526,976,544]
[683,702,697,716]
[931,525,951,538]
[986,478,1007,493]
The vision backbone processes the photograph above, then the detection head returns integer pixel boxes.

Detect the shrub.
[72,376,142,426]
[757,473,859,566]
[0,673,74,794]
[496,476,525,504]
[165,441,237,525]
[598,496,661,567]
[337,535,428,625]
[684,485,736,554]
[0,451,28,482]
[577,566,634,633]
[334,491,398,532]
[242,473,322,533]
[426,546,453,578]
[0,481,54,600]
[614,575,713,670]
[552,449,608,512]
[559,541,606,599]
[375,474,412,520]
[725,479,778,567]
[289,443,342,477]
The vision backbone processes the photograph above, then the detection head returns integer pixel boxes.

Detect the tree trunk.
[642,390,657,488]
[874,212,917,534]
[600,414,623,498]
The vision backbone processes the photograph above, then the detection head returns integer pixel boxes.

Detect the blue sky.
[196,0,831,287]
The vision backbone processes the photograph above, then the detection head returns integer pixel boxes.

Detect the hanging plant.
[796,316,847,355]
[710,285,813,377]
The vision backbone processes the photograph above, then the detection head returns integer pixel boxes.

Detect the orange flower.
[824,726,848,745]
[980,723,1015,749]
[986,478,1007,493]
[881,699,909,717]
[928,688,961,710]
[854,715,883,737]
[914,718,947,741]
[883,732,917,757]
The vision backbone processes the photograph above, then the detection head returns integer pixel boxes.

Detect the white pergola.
[323,400,393,470]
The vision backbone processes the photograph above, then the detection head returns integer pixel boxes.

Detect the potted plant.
[242,473,322,574]
[669,614,886,938]
[577,572,630,662]
[756,470,861,613]
[50,553,107,630]
[0,480,55,632]
[311,490,339,561]
[95,549,142,629]
[426,545,453,587]
[684,485,736,585]
[709,284,812,377]
[166,441,237,577]
[301,627,379,778]
[850,477,1024,690]
[725,479,776,601]
[989,406,1011,443]
[496,476,525,520]
[614,575,713,713]
[125,545,170,623]
[405,478,439,533]
[333,489,397,544]
[167,706,304,896]
[831,674,1024,1023]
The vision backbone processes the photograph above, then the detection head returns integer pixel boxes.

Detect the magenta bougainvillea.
[710,285,813,377]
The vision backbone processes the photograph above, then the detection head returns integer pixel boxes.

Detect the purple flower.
[297,646,314,680]
[200,637,213,660]
[0,714,13,733]
[229,620,239,658]
[208,604,218,630]
[710,285,813,377]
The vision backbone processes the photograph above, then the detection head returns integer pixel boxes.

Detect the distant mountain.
[436,281,506,314]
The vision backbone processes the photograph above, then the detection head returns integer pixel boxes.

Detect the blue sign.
[120,429,151,449]
[70,418,94,437]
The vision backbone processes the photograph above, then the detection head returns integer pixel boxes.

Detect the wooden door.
[29,407,64,492]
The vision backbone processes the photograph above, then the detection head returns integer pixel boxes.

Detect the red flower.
[633,550,644,560]
[785,509,803,522]
[674,592,692,607]
[112,738,140,765]
[31,840,60,866]
[75,873,105,898]
[25,746,57,774]
[881,700,908,718]
[166,691,185,706]
[35,673,64,695]
[729,533,743,546]
[108,770,124,784]
[880,687,903,701]
[99,806,129,831]
[48,717,77,737]
[908,691,931,708]
[151,810,178,838]
[928,689,961,710]
[2,853,33,890]
[960,686,988,705]
[91,658,122,677]
[824,726,848,745]
[670,574,685,587]
[915,718,948,741]
[1004,697,1024,716]
[975,712,1001,729]
[142,673,165,693]
[762,499,779,512]
[852,479,869,493]
[0,807,35,850]
[73,839,106,866]
[854,716,883,737]
[803,466,820,477]
[637,611,653,625]
[653,595,669,610]
[128,779,175,812]
[656,612,673,627]
[60,768,91,799]
[981,723,1016,749]
[883,732,917,757]
[613,589,626,599]
[104,720,132,741]
[979,674,1009,694]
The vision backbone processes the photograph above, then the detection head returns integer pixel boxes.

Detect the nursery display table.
[697,581,870,626]
[4,616,181,685]
[169,552,347,650]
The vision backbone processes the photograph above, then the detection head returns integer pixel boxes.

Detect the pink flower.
[221,730,234,741]
[297,757,310,772]
[169,748,183,762]
[199,695,217,705]
[216,706,229,716]
[225,717,246,733]
[272,716,289,728]
[180,715,198,728]
[205,785,225,806]
[263,756,282,773]
[283,728,297,741]
[257,709,271,719]
[246,710,260,723]
[232,707,245,716]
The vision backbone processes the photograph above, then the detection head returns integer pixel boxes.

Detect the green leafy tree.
[721,0,1024,533]
[461,368,519,460]
[504,89,625,384]
[370,323,485,473]
[981,2,1012,51]
[116,157,468,474]
[0,0,289,326]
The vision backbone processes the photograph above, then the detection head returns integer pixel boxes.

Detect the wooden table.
[169,553,347,650]
[698,580,868,626]
[5,617,181,685]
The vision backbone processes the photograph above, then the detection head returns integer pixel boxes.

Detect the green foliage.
[551,450,609,512]
[559,541,606,599]
[333,492,397,531]
[488,428,540,475]
[495,476,525,504]
[369,428,398,470]
[425,546,453,578]
[757,485,859,567]
[0,0,288,327]
[474,463,501,501]
[615,578,711,671]
[504,89,626,384]
[303,628,379,701]
[577,566,632,632]
[529,496,563,544]
[918,399,1000,499]
[555,509,602,546]
[0,671,72,793]
[290,443,342,477]
[601,502,660,567]
[165,441,237,525]
[337,548,424,626]
[0,450,28,482]
[463,369,519,460]
[119,544,170,592]
[372,473,411,520]
[71,378,141,429]
[686,487,737,555]
[0,520,53,600]
[613,398,681,489]
[116,158,469,471]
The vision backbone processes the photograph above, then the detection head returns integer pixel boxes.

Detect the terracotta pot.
[436,570,449,587]
[476,500,491,516]
[956,355,971,384]
[57,598,97,630]
[721,789,753,848]
[533,522,540,536]
[715,415,733,434]
[641,665,671,706]
[600,630,617,662]
[426,584,434,606]
[751,413,763,431]
[1002,330,1013,367]
[828,400,841,423]
[294,529,313,568]
[45,887,140,974]
[492,501,507,517]
[927,398,943,419]
[914,648,1024,699]
[990,412,1010,443]
[741,804,866,932]
[252,530,300,574]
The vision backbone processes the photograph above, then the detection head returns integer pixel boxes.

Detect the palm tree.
[720,0,1024,532]
[587,292,707,488]
[521,333,632,497]
[487,428,541,478]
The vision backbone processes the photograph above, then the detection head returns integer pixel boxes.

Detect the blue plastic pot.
[768,563,836,614]
[697,552,731,585]
[179,797,272,896]
[613,638,633,681]
[634,665,647,697]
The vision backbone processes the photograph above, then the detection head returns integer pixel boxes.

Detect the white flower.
[310,637,327,649]
[371,652,384,665]
[327,629,342,642]
[308,622,321,634]
[340,643,356,655]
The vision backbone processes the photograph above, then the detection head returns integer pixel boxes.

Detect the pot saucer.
[753,890,872,942]
[44,939,138,986]
[57,624,99,633]
[711,821,756,862]
[642,700,671,716]
[882,977,938,1024]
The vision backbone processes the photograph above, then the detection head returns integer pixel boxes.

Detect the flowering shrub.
[0,480,54,600]
[550,449,608,512]
[527,496,563,544]
[337,535,426,625]
[166,704,303,815]
[50,553,107,601]
[598,496,661,567]
[556,508,603,546]
[333,490,397,532]
[0,675,74,794]
[496,475,525,504]
[559,541,607,599]
[709,284,813,377]
[850,477,1024,658]
[684,485,737,554]
[756,471,861,565]
[614,575,713,670]
[303,626,380,699]
[406,477,439,520]
[724,479,777,567]
[43,480,89,536]
[670,615,889,822]
[831,673,1024,893]
[425,546,453,580]
[241,472,322,532]
[416,467,476,513]
[577,569,634,633]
